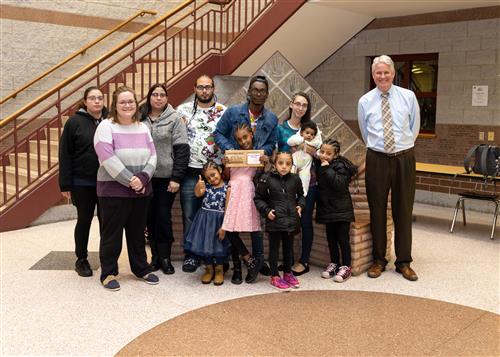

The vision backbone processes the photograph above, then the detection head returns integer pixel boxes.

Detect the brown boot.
[213,264,224,286]
[201,264,214,284]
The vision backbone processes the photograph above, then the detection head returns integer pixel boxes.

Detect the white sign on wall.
[472,85,488,107]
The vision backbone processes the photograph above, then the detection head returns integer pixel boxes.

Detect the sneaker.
[75,258,92,277]
[142,273,159,285]
[270,276,290,291]
[334,266,352,283]
[321,263,338,279]
[182,256,199,273]
[102,275,120,291]
[283,272,300,289]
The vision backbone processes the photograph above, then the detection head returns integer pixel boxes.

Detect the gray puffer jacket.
[142,104,189,182]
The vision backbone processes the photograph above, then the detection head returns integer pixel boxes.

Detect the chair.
[450,191,499,240]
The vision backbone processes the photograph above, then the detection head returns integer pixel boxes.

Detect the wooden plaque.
[225,150,264,167]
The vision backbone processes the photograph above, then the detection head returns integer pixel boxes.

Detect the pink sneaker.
[270,276,290,291]
[283,272,300,288]
[334,265,352,282]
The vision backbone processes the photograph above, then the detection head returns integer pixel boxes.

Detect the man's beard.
[196,93,214,104]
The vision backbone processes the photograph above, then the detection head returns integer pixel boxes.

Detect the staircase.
[0,0,306,231]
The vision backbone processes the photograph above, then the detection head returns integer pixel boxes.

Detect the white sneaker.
[321,263,338,279]
[334,266,352,283]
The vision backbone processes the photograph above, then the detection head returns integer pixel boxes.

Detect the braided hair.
[201,160,222,178]
[322,139,358,178]
[192,75,217,114]
[322,138,341,156]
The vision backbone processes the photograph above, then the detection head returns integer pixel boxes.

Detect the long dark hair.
[77,86,102,111]
[287,91,312,124]
[140,83,168,120]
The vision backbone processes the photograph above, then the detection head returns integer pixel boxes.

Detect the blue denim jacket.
[214,102,278,156]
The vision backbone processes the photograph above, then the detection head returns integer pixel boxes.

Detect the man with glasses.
[214,75,278,282]
[176,75,227,272]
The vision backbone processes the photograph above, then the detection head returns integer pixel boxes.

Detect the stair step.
[0,166,36,186]
[0,164,58,209]
[9,152,54,171]
[0,181,16,196]
[28,139,59,156]
[47,127,63,139]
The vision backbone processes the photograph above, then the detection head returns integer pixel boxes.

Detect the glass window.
[370,53,438,135]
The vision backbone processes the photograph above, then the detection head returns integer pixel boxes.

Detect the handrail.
[0,0,200,127]
[0,0,281,212]
[0,9,157,105]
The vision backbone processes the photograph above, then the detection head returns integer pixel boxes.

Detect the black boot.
[150,256,161,272]
[161,258,175,275]
[259,260,271,276]
[231,260,243,285]
[75,258,92,277]
[245,256,262,284]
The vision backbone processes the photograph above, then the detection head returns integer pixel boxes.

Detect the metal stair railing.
[0,0,277,208]
[0,9,157,105]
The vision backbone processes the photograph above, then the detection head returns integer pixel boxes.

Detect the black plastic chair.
[450,191,499,240]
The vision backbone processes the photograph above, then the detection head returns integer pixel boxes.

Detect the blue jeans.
[180,173,203,237]
[180,172,203,255]
[251,231,264,259]
[299,184,317,264]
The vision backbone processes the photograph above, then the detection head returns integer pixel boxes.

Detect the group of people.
[59,54,420,292]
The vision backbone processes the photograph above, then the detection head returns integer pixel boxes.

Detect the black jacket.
[254,170,306,232]
[315,158,355,224]
[58,108,107,191]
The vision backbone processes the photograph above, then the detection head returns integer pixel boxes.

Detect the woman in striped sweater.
[93,86,158,291]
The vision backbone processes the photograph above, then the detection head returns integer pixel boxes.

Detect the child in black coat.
[315,139,356,282]
[254,152,306,291]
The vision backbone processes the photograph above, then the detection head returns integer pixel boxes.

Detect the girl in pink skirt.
[222,123,263,284]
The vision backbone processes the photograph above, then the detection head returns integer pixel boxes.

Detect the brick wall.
[345,120,500,166]
[416,172,499,196]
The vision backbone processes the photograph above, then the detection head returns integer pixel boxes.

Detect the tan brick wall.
[416,172,499,196]
[344,120,500,166]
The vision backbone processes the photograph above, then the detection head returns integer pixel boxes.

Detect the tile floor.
[0,203,498,356]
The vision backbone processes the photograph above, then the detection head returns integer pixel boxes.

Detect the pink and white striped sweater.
[94,119,157,197]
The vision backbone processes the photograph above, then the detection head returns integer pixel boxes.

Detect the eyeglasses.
[117,100,136,107]
[196,85,213,91]
[250,88,267,95]
[87,96,104,102]
[292,102,308,109]
[151,92,167,98]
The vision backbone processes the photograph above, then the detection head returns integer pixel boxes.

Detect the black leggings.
[71,186,101,260]
[147,177,176,259]
[325,221,351,266]
[227,232,250,257]
[268,231,294,276]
